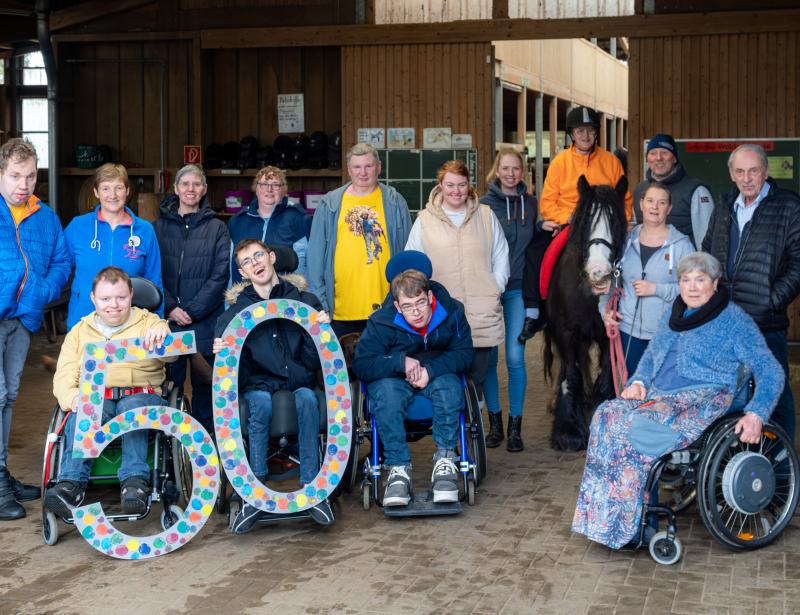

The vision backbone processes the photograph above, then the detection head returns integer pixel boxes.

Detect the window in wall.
[0,58,6,85]
[17,52,48,168]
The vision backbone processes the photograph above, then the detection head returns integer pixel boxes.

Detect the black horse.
[543,175,629,452]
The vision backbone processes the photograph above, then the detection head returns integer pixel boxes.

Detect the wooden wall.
[341,43,494,192]
[629,30,800,339]
[55,42,343,220]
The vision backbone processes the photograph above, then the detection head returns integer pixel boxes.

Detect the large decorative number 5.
[70,332,220,560]
[213,299,352,513]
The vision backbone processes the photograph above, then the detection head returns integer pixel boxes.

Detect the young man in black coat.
[154,165,230,435]
[214,239,333,531]
[352,251,474,507]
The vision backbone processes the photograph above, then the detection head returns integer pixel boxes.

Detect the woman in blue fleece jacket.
[572,252,782,550]
[64,164,162,329]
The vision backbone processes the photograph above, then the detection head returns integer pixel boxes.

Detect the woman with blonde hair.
[479,148,540,451]
[406,160,509,401]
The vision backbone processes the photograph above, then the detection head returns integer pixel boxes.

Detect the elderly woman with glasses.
[228,165,309,283]
[572,252,783,550]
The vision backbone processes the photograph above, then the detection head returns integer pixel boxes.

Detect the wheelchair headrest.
[385,250,433,283]
[131,277,162,312]
[269,244,299,274]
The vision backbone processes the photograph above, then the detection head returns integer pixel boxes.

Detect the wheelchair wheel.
[227,496,241,531]
[169,398,196,508]
[41,404,66,494]
[42,510,59,546]
[361,483,371,510]
[697,419,800,550]
[648,530,682,565]
[160,504,184,531]
[338,383,363,495]
[464,381,487,483]
[467,477,476,506]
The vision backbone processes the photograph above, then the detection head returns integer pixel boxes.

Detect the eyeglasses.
[397,298,429,315]
[238,250,268,269]
[257,182,284,191]
[573,127,597,137]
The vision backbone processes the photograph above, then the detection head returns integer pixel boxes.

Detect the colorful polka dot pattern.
[71,333,220,560]
[213,299,352,513]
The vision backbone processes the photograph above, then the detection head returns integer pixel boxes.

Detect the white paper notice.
[278,94,305,133]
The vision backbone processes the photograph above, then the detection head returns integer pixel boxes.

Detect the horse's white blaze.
[586,201,613,281]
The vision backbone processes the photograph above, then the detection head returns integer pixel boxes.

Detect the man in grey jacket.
[307,143,411,338]
[633,134,714,248]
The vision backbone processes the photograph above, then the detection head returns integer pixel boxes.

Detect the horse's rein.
[606,267,628,395]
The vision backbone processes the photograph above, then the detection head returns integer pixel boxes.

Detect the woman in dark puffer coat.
[154,164,230,434]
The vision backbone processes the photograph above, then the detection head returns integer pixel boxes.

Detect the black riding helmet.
[565,106,600,133]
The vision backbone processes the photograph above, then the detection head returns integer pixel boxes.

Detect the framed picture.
[387,127,416,149]
[452,133,473,148]
[423,128,452,149]
[357,128,385,148]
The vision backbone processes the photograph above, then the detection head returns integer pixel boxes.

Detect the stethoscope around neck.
[90,212,140,253]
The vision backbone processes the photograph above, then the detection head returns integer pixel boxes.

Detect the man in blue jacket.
[0,138,70,520]
[352,251,474,506]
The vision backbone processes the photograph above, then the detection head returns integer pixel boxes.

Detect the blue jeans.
[0,319,31,470]
[58,393,162,484]
[243,387,320,484]
[484,288,527,417]
[167,354,214,435]
[620,331,649,377]
[367,373,463,467]
[762,329,795,443]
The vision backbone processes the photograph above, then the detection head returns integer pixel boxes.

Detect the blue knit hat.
[385,250,433,283]
[646,134,678,160]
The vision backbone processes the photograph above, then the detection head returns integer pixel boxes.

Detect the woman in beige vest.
[405,160,509,391]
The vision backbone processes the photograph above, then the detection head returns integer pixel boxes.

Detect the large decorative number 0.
[213,300,352,512]
[71,333,220,560]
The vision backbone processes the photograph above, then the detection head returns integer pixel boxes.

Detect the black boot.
[507,416,524,452]
[485,412,504,448]
[9,474,40,502]
[0,469,25,520]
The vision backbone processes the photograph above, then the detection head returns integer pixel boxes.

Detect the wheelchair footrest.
[256,510,313,524]
[383,491,462,517]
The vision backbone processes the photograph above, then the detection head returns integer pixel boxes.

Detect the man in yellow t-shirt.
[308,143,411,338]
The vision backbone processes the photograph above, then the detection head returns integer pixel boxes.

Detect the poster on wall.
[452,134,473,148]
[387,128,415,149]
[278,94,305,133]
[423,128,452,149]
[357,128,385,148]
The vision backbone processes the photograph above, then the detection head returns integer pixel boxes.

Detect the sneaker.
[431,454,459,504]
[308,500,335,526]
[232,503,264,534]
[383,465,412,507]
[120,476,150,515]
[10,475,41,502]
[44,480,86,519]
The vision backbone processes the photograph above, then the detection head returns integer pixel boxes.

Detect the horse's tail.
[542,329,555,385]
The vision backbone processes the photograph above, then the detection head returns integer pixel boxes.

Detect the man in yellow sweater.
[44,266,171,518]
[518,106,632,341]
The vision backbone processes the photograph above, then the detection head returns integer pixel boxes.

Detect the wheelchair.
[632,382,800,565]
[222,388,332,529]
[40,277,192,545]
[350,374,487,516]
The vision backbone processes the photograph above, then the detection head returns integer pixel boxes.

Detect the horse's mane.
[568,180,628,265]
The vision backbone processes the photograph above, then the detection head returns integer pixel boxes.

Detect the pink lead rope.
[605,286,628,396]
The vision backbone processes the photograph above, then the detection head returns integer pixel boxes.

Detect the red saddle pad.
[539,225,571,300]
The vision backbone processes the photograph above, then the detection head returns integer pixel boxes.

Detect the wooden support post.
[517,87,527,145]
[599,111,608,150]
[617,118,625,150]
[549,95,558,159]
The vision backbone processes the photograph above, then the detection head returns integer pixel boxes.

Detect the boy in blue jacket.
[352,251,474,506]
[0,138,70,520]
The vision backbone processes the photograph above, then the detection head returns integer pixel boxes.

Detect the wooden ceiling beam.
[200,9,800,48]
[49,0,155,32]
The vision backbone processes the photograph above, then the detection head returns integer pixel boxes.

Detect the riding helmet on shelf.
[273,135,293,169]
[238,136,259,170]
[308,131,328,169]
[221,141,240,168]
[328,131,342,169]
[204,143,223,169]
